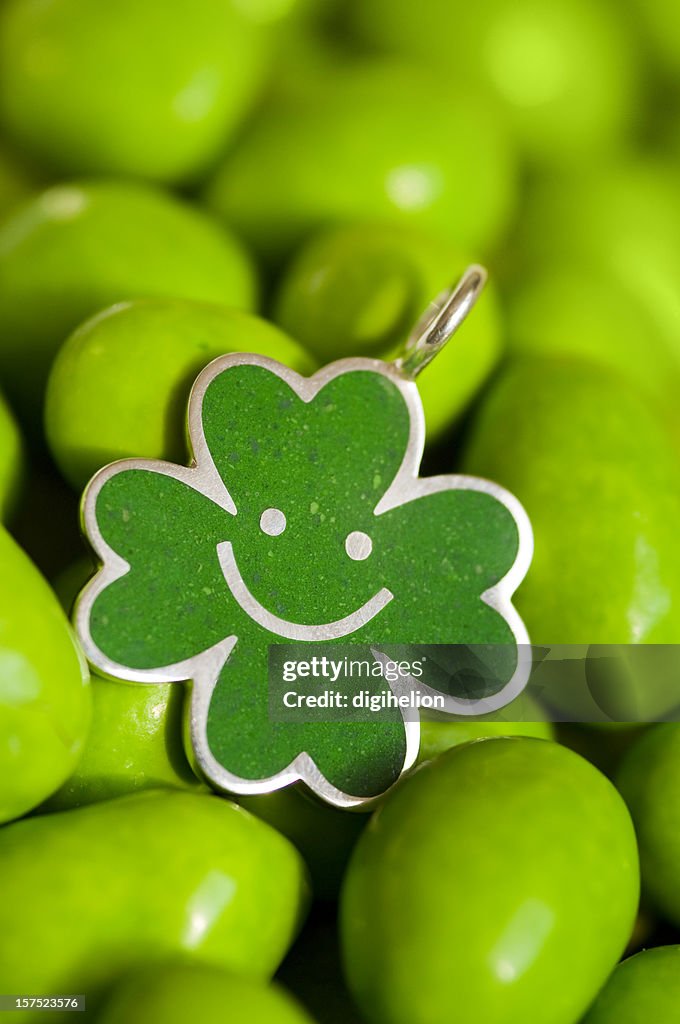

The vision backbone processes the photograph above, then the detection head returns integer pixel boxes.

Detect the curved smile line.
[216,541,393,641]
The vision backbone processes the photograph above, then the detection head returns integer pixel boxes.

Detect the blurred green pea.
[341,738,639,1024]
[462,357,680,646]
[617,724,680,926]
[0,526,90,824]
[0,0,277,184]
[0,181,256,423]
[581,946,680,1023]
[274,224,503,439]
[504,265,680,422]
[206,61,517,264]
[97,964,316,1024]
[514,159,680,367]
[627,0,680,74]
[0,388,22,520]
[346,0,642,167]
[0,791,309,1019]
[46,299,314,492]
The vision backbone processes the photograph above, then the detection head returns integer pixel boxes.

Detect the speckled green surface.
[87,363,521,798]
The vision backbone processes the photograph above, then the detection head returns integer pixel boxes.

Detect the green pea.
[346,0,642,167]
[617,725,680,926]
[0,0,276,183]
[462,357,680,645]
[0,388,22,520]
[581,946,680,1024]
[505,264,680,421]
[273,224,502,439]
[0,791,309,1016]
[206,61,517,263]
[0,181,256,422]
[341,737,639,1024]
[46,299,314,491]
[419,711,553,762]
[45,676,204,812]
[514,159,680,367]
[98,964,316,1024]
[0,526,90,824]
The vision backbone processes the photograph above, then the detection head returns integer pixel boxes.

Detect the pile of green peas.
[1,0,680,1021]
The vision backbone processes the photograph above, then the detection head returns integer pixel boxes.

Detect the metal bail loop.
[395,264,488,380]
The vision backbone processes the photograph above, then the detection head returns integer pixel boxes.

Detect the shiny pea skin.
[206,61,517,262]
[0,0,271,183]
[44,676,204,811]
[46,299,314,491]
[341,737,639,1024]
[98,964,316,1024]
[0,526,90,824]
[0,181,256,421]
[616,724,680,926]
[0,791,309,1018]
[581,946,680,1024]
[462,357,680,645]
[274,224,503,439]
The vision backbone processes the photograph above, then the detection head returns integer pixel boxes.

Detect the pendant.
[75,266,533,808]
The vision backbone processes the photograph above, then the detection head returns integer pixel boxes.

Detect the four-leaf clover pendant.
[75,267,533,808]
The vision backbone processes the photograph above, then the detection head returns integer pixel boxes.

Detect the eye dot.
[260,508,286,537]
[345,530,373,561]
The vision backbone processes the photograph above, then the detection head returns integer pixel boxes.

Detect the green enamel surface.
[92,470,237,668]
[87,362,521,798]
